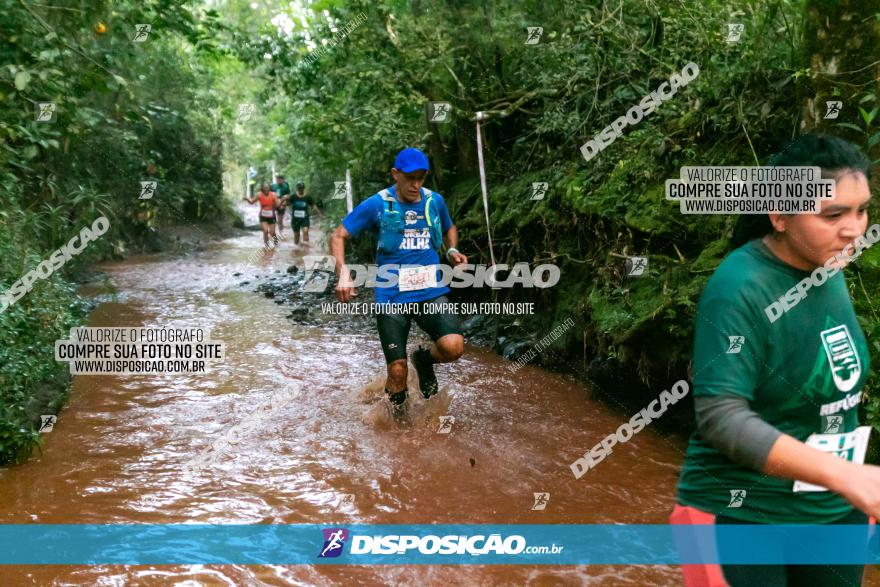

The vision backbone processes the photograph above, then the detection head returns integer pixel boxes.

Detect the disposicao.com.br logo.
[316,528,563,559]
[301,255,561,292]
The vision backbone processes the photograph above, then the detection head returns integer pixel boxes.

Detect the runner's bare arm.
[330,224,356,302]
[764,434,880,520]
[443,226,467,266]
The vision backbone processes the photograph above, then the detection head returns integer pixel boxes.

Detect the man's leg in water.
[428,334,464,363]
[411,295,464,397]
[302,226,310,244]
[261,221,271,246]
[377,310,413,417]
[293,226,301,245]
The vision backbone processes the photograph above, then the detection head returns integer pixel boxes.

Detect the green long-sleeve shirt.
[677,238,871,523]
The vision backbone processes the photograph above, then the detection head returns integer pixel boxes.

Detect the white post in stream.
[345,168,353,213]
[474,111,498,269]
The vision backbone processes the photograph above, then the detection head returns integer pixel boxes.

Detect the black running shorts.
[376,294,462,363]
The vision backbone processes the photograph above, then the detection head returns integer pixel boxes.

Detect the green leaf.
[833,122,863,133]
[13,71,30,91]
[869,132,880,149]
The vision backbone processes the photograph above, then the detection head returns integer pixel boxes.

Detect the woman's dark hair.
[730,134,872,248]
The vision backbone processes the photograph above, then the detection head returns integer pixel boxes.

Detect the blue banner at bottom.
[0,524,878,565]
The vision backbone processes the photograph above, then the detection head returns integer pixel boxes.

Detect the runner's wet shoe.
[412,346,438,399]
[387,389,408,423]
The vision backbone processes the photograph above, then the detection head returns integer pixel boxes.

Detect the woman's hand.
[830,462,880,520]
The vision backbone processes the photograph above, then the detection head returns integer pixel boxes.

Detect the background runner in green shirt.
[675,134,877,587]
[271,174,291,236]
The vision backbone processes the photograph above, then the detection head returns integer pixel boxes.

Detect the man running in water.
[289,181,321,247]
[243,182,278,247]
[330,147,466,419]
[271,174,291,236]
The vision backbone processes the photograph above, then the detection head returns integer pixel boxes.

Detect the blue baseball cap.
[393,148,430,173]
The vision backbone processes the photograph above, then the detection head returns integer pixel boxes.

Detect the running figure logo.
[531,182,548,201]
[139,181,157,200]
[237,103,256,122]
[725,23,744,43]
[35,102,56,122]
[727,336,745,354]
[39,415,57,433]
[531,492,550,510]
[437,415,455,434]
[318,528,349,558]
[332,181,347,200]
[429,102,451,123]
[727,489,747,508]
[626,256,648,277]
[822,415,844,433]
[133,24,152,42]
[333,494,355,512]
[302,255,335,293]
[525,27,544,44]
[824,101,842,120]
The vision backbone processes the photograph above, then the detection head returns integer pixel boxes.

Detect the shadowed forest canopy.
[2,0,880,463]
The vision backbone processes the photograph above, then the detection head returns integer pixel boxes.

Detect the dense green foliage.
[0,0,243,463]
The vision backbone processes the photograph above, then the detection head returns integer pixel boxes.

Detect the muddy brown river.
[1,222,875,586]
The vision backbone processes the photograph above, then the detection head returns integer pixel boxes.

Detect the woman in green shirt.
[676,134,879,586]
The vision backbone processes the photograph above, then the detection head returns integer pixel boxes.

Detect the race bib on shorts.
[398,265,437,292]
[260,209,275,219]
[793,426,871,492]
[294,210,306,218]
